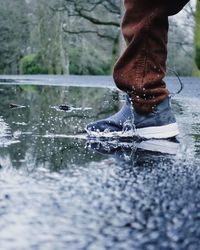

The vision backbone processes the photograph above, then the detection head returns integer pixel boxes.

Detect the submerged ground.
[0,76,200,250]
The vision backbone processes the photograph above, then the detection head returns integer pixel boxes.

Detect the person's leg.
[113,0,189,114]
[86,0,190,139]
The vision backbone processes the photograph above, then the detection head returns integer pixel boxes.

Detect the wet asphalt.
[0,76,200,250]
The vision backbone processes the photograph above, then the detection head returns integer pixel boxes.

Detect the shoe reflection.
[86,138,179,166]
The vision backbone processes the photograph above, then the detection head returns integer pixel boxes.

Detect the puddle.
[0,83,200,250]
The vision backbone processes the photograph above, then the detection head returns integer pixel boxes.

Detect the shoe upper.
[86,95,133,133]
[134,97,177,129]
[86,95,177,133]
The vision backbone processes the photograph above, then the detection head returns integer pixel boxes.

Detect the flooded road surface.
[0,78,200,250]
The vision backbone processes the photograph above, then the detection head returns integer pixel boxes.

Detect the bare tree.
[167,1,196,76]
[0,0,29,74]
[49,0,121,73]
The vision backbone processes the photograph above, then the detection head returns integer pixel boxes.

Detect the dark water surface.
[0,79,200,250]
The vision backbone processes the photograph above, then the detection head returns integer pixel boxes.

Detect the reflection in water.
[86,139,180,179]
[0,84,200,250]
[0,85,119,171]
[87,137,180,156]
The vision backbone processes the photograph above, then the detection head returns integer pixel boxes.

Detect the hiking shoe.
[85,95,179,139]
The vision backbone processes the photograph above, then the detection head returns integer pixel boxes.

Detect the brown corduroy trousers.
[113,0,190,114]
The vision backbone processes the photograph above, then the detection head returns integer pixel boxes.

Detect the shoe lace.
[167,68,184,97]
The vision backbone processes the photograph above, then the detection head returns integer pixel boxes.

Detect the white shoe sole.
[86,122,179,139]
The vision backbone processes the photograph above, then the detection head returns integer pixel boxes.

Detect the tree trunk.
[59,12,69,74]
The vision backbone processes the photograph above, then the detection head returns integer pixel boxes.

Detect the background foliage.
[0,0,199,76]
